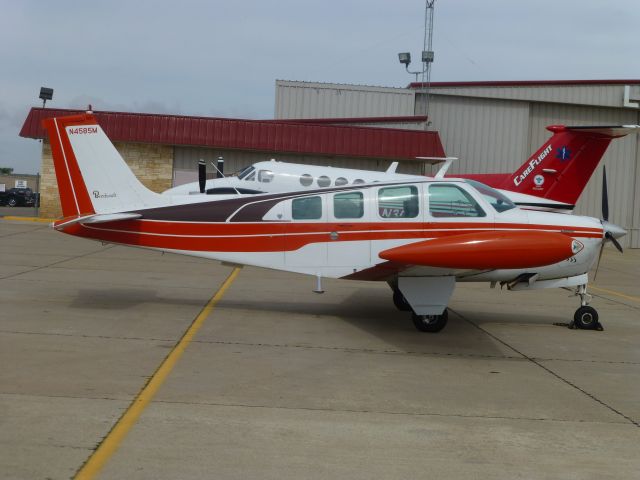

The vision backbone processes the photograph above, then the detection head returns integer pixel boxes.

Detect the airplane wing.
[378,230,582,270]
[344,229,583,282]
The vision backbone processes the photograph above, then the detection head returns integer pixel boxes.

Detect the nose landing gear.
[570,284,603,331]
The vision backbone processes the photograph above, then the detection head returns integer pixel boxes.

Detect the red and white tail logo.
[43,113,166,218]
[459,125,638,206]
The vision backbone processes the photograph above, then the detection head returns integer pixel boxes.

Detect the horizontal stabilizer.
[53,212,141,230]
[551,125,640,138]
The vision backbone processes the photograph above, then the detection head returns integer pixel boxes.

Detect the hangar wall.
[275,80,416,120]
[276,80,640,248]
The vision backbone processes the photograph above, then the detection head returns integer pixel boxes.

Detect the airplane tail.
[460,125,639,206]
[42,113,166,218]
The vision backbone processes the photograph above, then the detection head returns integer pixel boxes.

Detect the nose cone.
[602,221,627,240]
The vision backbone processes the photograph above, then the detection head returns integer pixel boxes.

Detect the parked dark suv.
[0,188,35,207]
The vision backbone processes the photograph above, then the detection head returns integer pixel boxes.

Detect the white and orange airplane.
[44,112,626,333]
[165,124,639,214]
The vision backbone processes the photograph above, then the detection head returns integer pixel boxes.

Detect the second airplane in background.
[165,124,639,213]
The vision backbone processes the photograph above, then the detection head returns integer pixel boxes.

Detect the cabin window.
[244,170,256,181]
[300,174,314,187]
[292,196,322,220]
[334,192,364,219]
[353,179,365,185]
[378,186,419,219]
[428,184,486,217]
[335,177,348,186]
[237,166,255,180]
[317,176,331,187]
[258,170,274,183]
[465,179,516,213]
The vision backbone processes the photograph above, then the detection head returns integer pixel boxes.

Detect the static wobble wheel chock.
[573,306,601,330]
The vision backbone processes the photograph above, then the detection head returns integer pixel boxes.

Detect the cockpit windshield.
[237,165,255,180]
[465,179,516,213]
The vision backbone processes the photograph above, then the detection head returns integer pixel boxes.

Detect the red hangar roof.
[20,108,445,161]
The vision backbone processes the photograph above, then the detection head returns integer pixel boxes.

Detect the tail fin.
[460,125,639,206]
[503,125,639,205]
[42,113,166,217]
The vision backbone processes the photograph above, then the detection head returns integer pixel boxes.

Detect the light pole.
[397,0,435,127]
[39,87,53,108]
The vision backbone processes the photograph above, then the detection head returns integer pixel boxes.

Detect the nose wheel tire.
[411,309,448,333]
[392,290,412,311]
[573,306,601,330]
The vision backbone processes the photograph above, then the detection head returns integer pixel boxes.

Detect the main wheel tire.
[411,309,448,333]
[7,197,17,207]
[573,306,599,330]
[392,290,412,311]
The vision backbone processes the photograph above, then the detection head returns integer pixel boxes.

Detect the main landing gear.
[411,310,448,333]
[570,284,603,331]
[391,286,448,333]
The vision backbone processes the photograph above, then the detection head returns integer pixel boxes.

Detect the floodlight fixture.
[398,52,411,66]
[39,87,53,108]
[422,50,434,63]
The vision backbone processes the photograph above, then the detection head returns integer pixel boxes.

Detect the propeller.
[198,159,206,193]
[594,166,626,280]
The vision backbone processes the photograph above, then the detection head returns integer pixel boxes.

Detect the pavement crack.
[449,308,640,428]
[0,245,115,280]
[152,399,631,426]
[0,224,49,238]
[190,339,640,365]
[0,330,176,343]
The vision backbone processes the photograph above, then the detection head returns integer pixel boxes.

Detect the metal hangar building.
[276,79,640,248]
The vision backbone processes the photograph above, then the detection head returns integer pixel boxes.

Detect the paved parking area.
[1,219,639,479]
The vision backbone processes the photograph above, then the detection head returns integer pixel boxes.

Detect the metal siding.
[21,107,444,161]
[275,80,415,119]
[424,95,529,176]
[428,84,638,109]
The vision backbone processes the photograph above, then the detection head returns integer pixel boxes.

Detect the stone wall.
[39,140,173,218]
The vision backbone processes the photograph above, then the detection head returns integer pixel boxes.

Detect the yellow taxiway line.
[74,267,241,480]
[1,216,56,223]
[590,285,640,304]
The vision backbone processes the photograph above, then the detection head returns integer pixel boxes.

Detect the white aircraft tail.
[42,112,169,217]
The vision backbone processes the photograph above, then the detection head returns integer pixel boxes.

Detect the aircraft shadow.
[70,288,207,310]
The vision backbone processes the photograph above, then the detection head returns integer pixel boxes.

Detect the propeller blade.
[606,232,624,253]
[198,159,206,193]
[593,242,605,282]
[602,165,609,222]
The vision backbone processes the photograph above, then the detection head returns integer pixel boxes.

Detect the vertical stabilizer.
[42,113,168,217]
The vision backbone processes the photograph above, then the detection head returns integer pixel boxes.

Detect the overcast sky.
[2,0,640,174]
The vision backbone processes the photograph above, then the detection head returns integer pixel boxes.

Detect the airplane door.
[370,184,425,265]
[283,195,328,271]
[327,191,371,275]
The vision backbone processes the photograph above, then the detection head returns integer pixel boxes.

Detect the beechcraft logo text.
[92,191,117,199]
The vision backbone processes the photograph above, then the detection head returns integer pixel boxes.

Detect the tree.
[0,167,14,175]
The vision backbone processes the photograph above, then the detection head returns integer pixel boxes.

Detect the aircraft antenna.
[210,159,242,195]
